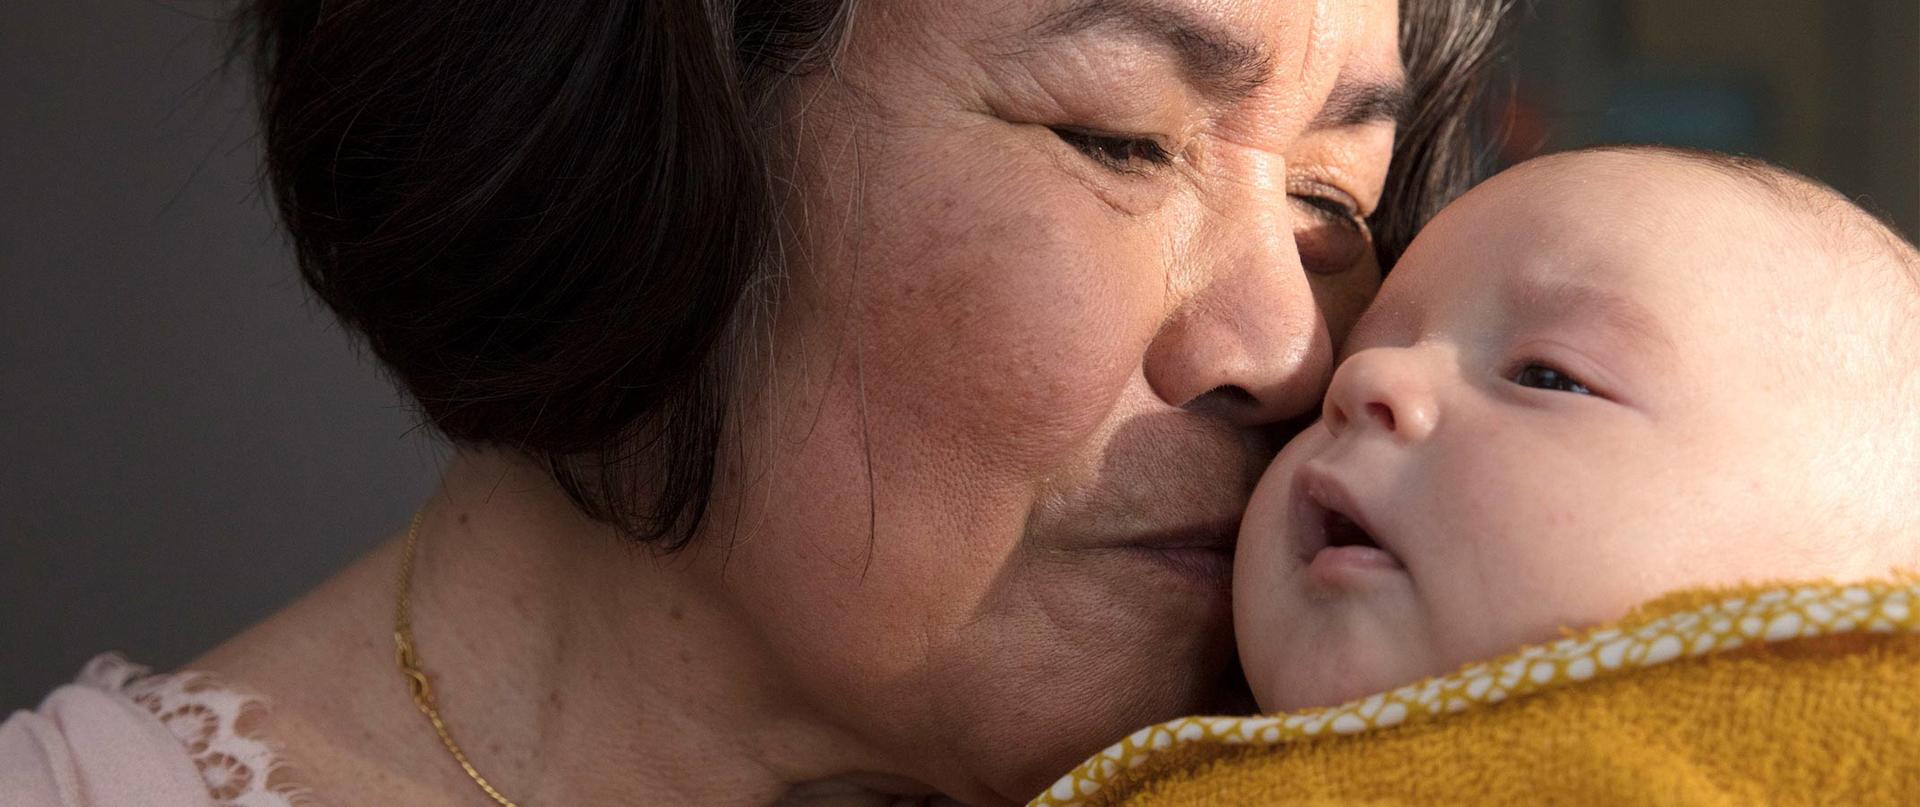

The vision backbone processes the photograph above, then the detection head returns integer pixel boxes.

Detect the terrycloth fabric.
[1032,580,1920,806]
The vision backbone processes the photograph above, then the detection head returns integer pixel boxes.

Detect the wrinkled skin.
[700,0,1404,800]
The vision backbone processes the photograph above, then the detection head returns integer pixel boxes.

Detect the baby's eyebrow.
[1516,280,1675,354]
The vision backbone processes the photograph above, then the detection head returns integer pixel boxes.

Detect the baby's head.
[1236,146,1920,713]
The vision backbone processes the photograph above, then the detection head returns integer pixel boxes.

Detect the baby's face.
[1236,153,1919,713]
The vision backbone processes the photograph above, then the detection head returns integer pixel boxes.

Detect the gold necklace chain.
[394,511,524,807]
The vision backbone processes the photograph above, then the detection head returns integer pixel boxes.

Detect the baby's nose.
[1322,347,1439,442]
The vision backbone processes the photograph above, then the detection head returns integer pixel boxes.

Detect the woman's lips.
[1109,522,1239,592]
[1021,409,1266,594]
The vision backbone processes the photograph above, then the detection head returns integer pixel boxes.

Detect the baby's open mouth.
[1323,511,1383,553]
[1292,467,1407,573]
[1310,507,1405,572]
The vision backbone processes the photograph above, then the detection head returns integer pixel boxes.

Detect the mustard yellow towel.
[1032,580,1920,806]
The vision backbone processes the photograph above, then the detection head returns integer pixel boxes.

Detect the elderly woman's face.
[708,0,1401,800]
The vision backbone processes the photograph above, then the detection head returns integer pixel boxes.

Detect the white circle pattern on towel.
[1029,580,1920,807]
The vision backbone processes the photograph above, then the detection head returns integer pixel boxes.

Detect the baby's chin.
[1252,666,1402,714]
[1245,617,1449,714]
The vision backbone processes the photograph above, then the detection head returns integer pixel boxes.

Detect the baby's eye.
[1050,126,1174,174]
[1509,362,1592,395]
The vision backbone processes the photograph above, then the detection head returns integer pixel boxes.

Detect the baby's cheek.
[1231,525,1289,633]
[1230,558,1293,713]
[1231,453,1307,696]
[1414,447,1636,657]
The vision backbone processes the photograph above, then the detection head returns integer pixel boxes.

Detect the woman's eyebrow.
[1024,0,1274,102]
[1312,77,1410,129]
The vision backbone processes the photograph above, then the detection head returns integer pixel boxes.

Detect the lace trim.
[80,654,314,807]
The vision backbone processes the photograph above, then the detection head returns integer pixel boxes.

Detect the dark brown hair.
[1373,0,1513,268]
[237,0,1509,550]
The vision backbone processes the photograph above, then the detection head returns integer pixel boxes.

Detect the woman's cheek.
[1313,262,1383,351]
[857,171,1166,476]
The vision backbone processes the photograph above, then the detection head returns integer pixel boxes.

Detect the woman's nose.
[1142,183,1333,428]
[1322,347,1440,442]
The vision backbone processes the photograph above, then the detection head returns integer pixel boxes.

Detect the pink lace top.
[0,654,308,807]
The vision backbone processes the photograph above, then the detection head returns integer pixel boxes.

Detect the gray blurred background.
[3,0,1916,710]
[2,1,441,710]
[1497,1,1917,232]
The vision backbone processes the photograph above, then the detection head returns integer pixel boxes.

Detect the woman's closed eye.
[1291,189,1370,272]
[1509,362,1593,396]
[1047,126,1375,273]
[1049,126,1174,174]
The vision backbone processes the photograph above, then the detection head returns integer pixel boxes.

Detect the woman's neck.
[195,449,938,806]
